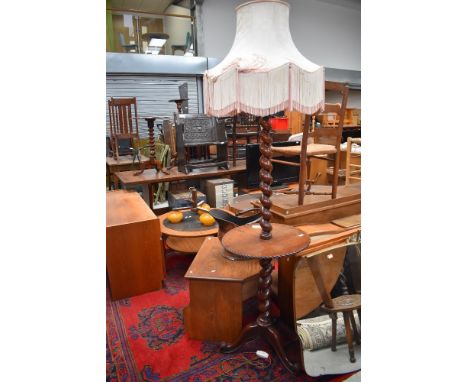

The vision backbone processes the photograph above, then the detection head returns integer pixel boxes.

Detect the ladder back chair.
[345,137,361,185]
[271,81,349,205]
[229,113,261,166]
[108,97,140,160]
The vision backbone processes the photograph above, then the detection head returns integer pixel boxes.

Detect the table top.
[115,160,246,186]
[106,190,156,227]
[106,155,149,167]
[221,223,310,259]
[159,210,219,238]
[185,237,261,282]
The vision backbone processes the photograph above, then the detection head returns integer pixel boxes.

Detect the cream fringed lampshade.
[204,0,324,117]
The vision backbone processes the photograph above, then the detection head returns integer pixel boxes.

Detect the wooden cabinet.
[106,190,165,300]
[183,237,260,343]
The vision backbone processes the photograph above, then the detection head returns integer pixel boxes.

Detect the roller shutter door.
[106,75,200,138]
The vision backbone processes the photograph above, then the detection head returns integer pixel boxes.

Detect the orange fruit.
[197,203,211,215]
[167,211,183,224]
[199,213,215,226]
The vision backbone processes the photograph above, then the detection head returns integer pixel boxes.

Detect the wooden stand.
[219,118,310,375]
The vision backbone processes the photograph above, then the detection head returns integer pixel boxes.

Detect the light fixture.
[203,2,322,372]
[204,0,324,117]
[143,32,169,55]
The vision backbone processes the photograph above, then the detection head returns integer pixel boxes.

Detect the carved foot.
[264,326,301,374]
[220,322,259,354]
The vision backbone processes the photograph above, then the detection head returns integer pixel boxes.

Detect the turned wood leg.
[220,322,259,353]
[350,311,360,344]
[148,184,154,210]
[265,326,300,374]
[331,313,337,352]
[343,311,356,363]
[357,308,361,324]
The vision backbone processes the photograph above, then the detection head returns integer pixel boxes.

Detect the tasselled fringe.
[205,64,324,117]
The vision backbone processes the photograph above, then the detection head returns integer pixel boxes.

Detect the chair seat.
[271,143,337,156]
[321,294,361,312]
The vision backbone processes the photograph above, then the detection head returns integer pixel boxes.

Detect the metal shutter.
[106,75,200,138]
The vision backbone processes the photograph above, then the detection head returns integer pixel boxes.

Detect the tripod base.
[220,318,303,374]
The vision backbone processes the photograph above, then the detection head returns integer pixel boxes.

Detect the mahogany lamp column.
[220,117,310,374]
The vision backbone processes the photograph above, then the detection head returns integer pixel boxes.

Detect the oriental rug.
[106,252,357,382]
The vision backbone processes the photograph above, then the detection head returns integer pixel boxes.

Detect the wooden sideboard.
[106,190,165,300]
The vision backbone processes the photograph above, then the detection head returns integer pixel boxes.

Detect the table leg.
[148,184,154,210]
[220,258,301,374]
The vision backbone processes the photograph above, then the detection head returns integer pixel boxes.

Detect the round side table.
[159,210,219,255]
[220,222,310,374]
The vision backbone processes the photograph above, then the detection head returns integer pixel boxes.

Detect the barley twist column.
[145,117,156,162]
[257,258,274,326]
[258,117,273,240]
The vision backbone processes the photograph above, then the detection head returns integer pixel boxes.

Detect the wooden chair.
[307,244,361,363]
[229,113,261,166]
[345,137,361,185]
[271,81,349,205]
[108,97,140,160]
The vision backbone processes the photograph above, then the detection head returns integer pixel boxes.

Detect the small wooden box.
[204,178,234,208]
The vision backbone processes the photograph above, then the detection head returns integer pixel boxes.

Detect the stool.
[321,294,361,363]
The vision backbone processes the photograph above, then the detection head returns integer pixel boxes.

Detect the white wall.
[200,0,360,71]
[164,5,192,55]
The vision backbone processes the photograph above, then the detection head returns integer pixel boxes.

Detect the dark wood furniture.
[108,97,140,160]
[183,237,261,343]
[271,81,349,204]
[106,190,165,300]
[174,114,228,173]
[219,118,310,375]
[114,160,246,209]
[226,113,261,166]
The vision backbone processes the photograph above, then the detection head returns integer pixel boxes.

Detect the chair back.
[345,137,361,185]
[108,97,140,140]
[310,81,349,147]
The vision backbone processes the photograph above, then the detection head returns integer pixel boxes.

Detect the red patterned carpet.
[106,252,357,382]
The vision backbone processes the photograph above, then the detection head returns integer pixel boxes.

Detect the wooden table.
[276,216,361,329]
[183,237,260,343]
[159,209,219,255]
[106,155,149,190]
[106,190,165,300]
[115,160,246,209]
[252,183,361,226]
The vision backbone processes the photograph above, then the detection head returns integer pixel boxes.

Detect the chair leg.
[350,311,360,344]
[331,313,337,351]
[331,150,341,199]
[343,311,356,363]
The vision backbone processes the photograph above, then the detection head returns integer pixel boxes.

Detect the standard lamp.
[203,0,324,374]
